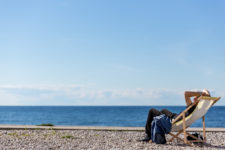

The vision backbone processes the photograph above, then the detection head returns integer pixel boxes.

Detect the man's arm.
[184,91,202,106]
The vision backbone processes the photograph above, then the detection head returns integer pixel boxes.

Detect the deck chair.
[168,96,221,146]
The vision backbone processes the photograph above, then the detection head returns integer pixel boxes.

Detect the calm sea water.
[0,106,224,127]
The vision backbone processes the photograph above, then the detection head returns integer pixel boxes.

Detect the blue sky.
[0,0,225,105]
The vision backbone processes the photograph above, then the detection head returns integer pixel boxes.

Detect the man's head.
[193,89,211,102]
[202,89,211,97]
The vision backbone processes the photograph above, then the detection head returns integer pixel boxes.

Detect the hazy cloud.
[0,84,222,105]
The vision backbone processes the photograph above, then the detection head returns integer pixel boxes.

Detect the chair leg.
[169,130,194,147]
[202,116,206,141]
[182,113,187,144]
[168,130,183,142]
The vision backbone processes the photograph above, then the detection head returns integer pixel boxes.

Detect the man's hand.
[193,96,199,102]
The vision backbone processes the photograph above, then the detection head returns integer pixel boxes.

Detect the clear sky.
[0,0,225,105]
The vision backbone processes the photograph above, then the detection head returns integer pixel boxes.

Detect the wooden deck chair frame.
[168,96,221,146]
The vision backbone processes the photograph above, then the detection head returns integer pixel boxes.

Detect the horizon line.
[0,105,224,107]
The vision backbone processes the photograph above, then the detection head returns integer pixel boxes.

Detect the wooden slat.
[202,116,206,141]
[182,113,187,144]
[201,96,221,101]
[168,130,183,142]
[172,100,198,124]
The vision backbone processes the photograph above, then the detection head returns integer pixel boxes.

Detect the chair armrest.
[172,98,200,124]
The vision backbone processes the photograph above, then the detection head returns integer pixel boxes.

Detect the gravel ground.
[0,129,224,150]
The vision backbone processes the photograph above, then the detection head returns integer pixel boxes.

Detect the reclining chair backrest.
[171,96,220,132]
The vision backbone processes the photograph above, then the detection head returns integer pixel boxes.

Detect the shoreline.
[0,125,225,132]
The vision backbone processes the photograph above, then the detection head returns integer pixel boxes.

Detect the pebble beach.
[0,129,225,150]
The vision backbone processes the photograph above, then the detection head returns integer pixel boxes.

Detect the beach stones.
[0,130,224,149]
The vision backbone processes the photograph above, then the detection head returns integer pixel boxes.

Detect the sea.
[0,106,224,127]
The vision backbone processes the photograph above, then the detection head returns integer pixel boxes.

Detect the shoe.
[140,135,151,142]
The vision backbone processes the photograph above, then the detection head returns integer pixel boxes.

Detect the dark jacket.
[151,114,172,144]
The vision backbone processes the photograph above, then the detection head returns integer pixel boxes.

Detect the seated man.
[142,89,211,142]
